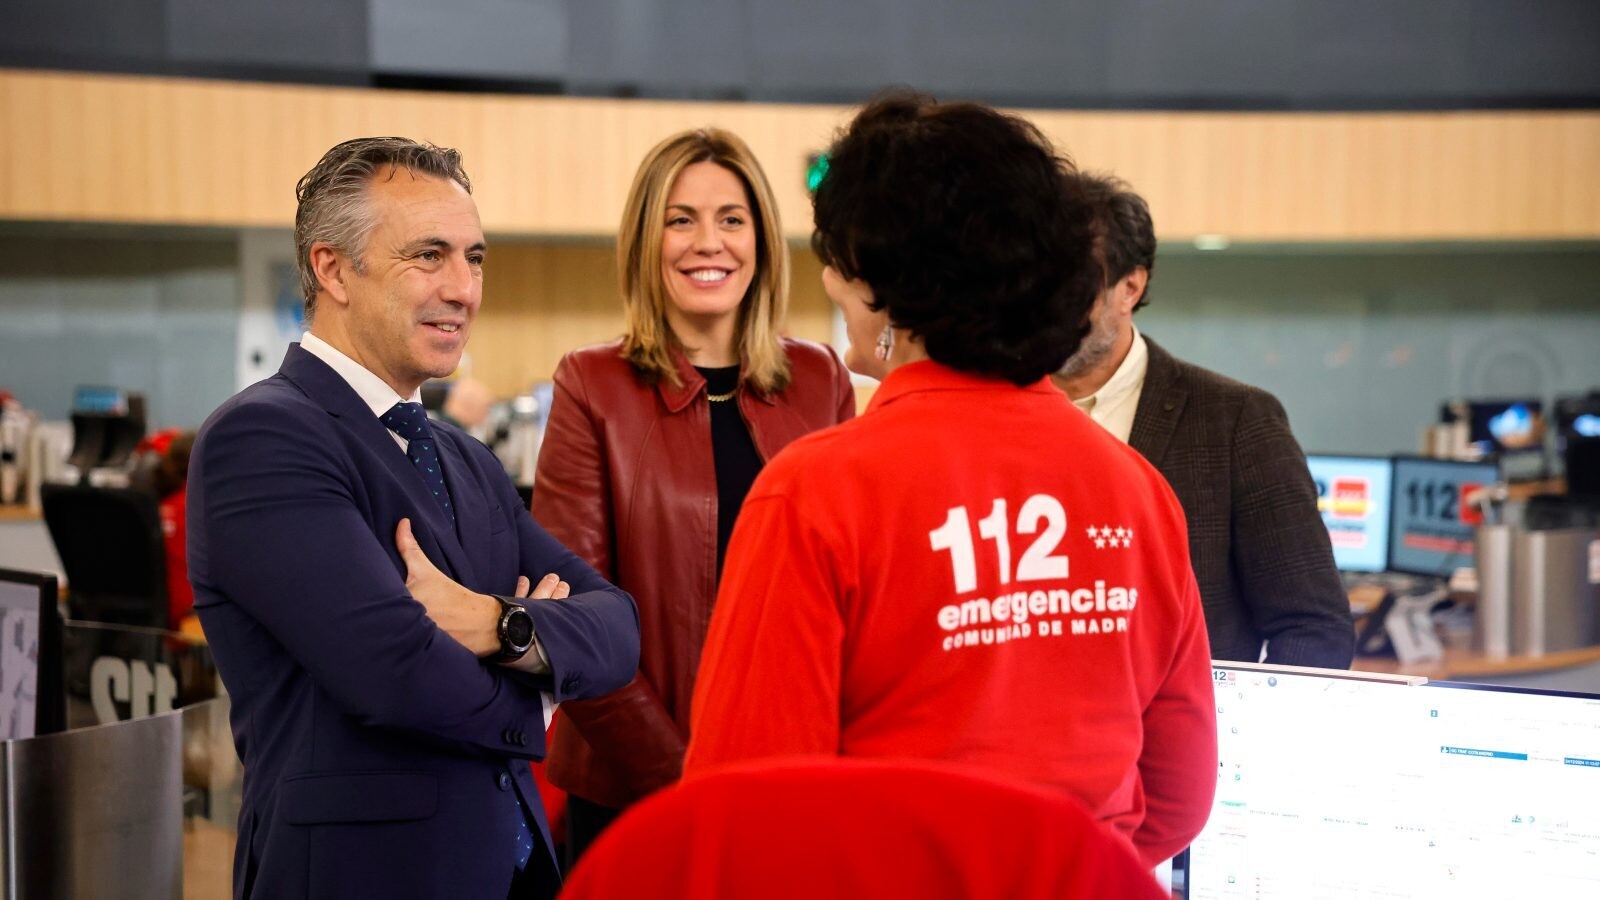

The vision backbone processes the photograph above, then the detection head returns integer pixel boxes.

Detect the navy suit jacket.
[189,345,640,900]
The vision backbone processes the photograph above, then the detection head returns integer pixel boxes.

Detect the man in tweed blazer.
[1054,174,1354,669]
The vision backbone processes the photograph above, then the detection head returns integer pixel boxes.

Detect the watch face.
[503,609,535,649]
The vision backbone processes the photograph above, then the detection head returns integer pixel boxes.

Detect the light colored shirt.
[300,333,555,690]
[301,332,417,452]
[1073,326,1149,444]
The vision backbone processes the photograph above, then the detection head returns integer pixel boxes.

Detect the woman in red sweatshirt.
[684,93,1218,867]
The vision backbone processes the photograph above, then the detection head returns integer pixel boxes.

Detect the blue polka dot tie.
[511,797,535,870]
[381,402,454,523]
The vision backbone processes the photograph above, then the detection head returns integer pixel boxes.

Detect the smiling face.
[335,167,486,395]
[659,161,758,336]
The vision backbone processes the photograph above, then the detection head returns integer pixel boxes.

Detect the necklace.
[706,389,737,403]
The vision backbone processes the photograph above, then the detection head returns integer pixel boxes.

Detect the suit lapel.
[1128,336,1189,467]
[278,344,475,582]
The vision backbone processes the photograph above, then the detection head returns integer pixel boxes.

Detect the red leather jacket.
[531,337,855,808]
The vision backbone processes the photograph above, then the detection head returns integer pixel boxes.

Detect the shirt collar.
[866,359,1059,414]
[1078,325,1148,411]
[299,331,421,418]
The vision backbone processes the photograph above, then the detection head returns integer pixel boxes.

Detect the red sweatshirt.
[685,361,1217,865]
[160,486,195,626]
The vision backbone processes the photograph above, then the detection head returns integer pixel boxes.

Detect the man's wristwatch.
[491,595,535,663]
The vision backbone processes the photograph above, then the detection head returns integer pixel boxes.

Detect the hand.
[394,518,500,657]
[527,572,571,601]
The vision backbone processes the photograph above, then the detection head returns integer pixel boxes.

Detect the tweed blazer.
[1128,337,1354,668]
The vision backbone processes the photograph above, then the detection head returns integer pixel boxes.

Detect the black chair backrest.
[40,483,168,629]
[1567,437,1600,500]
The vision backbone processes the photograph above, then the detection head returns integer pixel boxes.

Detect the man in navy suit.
[189,137,640,899]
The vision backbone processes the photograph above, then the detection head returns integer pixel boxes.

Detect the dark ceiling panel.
[0,0,1595,109]
[0,0,166,68]
[167,0,368,71]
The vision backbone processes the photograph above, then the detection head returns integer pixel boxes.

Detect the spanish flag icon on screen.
[1330,478,1370,519]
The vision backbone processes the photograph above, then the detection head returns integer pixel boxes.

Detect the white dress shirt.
[300,333,556,698]
[301,332,418,451]
[1072,326,1149,444]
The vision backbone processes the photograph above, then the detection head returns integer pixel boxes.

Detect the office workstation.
[1307,440,1600,690]
[3,3,1600,898]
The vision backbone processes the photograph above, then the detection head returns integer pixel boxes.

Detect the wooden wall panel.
[5,69,1600,242]
[468,244,621,395]
[468,242,837,397]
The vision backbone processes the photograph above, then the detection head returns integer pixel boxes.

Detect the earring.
[874,326,893,361]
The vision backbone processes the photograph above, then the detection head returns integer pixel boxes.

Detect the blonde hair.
[617,128,791,393]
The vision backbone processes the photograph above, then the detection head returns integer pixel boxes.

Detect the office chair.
[561,758,1166,900]
[40,483,170,630]
[1567,437,1600,500]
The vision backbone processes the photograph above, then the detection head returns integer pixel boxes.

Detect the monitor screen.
[72,385,126,415]
[1305,454,1394,573]
[0,568,63,740]
[1387,457,1500,578]
[1555,394,1600,444]
[1187,664,1600,898]
[1466,399,1545,456]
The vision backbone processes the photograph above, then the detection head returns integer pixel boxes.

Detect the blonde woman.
[531,128,854,864]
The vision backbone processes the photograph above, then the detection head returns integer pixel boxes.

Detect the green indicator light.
[806,153,830,194]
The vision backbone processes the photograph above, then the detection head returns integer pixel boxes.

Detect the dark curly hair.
[1077,172,1157,312]
[811,92,1099,385]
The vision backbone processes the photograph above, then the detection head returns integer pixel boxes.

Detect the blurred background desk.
[0,505,63,581]
[1349,569,1600,693]
[1353,627,1600,693]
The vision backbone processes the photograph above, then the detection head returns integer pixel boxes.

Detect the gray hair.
[294,137,472,321]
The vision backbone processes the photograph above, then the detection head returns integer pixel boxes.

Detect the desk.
[1347,569,1600,692]
[1506,477,1565,501]
[1353,642,1600,682]
[0,508,63,579]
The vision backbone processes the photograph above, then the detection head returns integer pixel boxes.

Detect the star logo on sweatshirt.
[1085,525,1133,549]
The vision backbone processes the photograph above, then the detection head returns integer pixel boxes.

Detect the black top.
[696,365,763,577]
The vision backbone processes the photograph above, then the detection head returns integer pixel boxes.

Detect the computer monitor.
[1552,394,1600,498]
[0,568,64,739]
[1554,392,1600,444]
[1465,398,1546,481]
[1187,663,1600,899]
[1305,454,1394,573]
[1387,456,1500,578]
[66,388,146,474]
[1466,398,1545,456]
[72,385,128,415]
[1567,439,1600,501]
